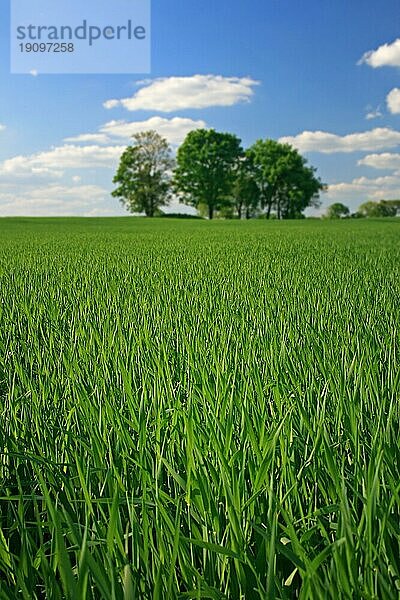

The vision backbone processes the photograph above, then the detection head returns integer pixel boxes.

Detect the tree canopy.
[357,200,399,218]
[112,130,174,217]
[246,139,326,219]
[326,203,350,219]
[173,129,243,220]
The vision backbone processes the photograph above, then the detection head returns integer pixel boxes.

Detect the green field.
[0,218,399,599]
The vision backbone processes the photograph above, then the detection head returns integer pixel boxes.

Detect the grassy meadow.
[0,217,399,599]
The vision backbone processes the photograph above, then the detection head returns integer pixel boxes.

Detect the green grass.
[0,217,399,599]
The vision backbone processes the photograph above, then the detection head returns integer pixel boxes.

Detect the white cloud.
[103,99,119,109]
[0,156,63,180]
[29,69,38,77]
[100,116,206,145]
[61,117,206,148]
[64,133,110,144]
[365,107,382,120]
[0,124,6,132]
[0,184,112,216]
[322,174,400,211]
[161,200,198,216]
[0,118,201,183]
[329,175,400,193]
[0,182,197,217]
[386,88,400,114]
[359,38,400,68]
[279,128,400,153]
[358,152,400,170]
[0,144,125,179]
[103,75,259,112]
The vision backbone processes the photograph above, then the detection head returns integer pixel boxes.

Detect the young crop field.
[0,217,399,599]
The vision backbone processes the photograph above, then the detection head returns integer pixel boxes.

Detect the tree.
[233,157,260,219]
[326,202,350,219]
[383,199,400,215]
[246,139,326,219]
[173,129,243,219]
[357,200,398,218]
[112,131,174,217]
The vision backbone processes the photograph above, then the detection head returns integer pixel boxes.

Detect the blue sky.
[1,0,400,215]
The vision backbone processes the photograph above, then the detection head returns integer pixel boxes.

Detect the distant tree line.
[112,129,326,219]
[325,200,400,219]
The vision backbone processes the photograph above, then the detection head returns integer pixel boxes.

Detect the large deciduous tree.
[112,130,174,217]
[173,129,243,219]
[246,139,325,219]
[326,203,350,219]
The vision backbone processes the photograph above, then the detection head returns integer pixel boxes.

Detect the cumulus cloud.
[103,75,259,112]
[99,116,206,145]
[279,128,400,153]
[329,175,400,194]
[359,38,400,68]
[61,117,206,148]
[0,157,63,181]
[64,133,110,144]
[0,181,196,217]
[365,107,382,120]
[322,173,400,211]
[0,124,6,132]
[358,152,400,170]
[0,144,125,179]
[160,200,198,216]
[0,184,113,216]
[386,88,400,114]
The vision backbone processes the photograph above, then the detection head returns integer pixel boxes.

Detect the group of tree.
[112,129,326,219]
[325,199,400,219]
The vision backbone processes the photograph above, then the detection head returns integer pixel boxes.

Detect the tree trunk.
[266,201,272,219]
[238,206,242,220]
[246,208,250,219]
[146,197,155,217]
[208,205,214,220]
